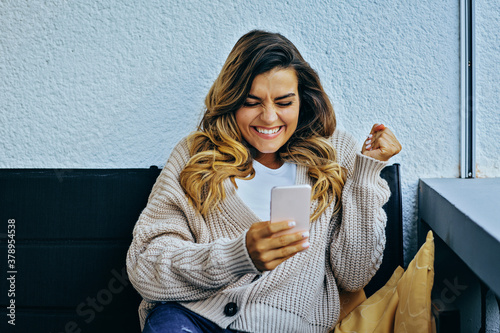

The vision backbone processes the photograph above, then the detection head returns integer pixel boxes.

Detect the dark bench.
[0,164,401,332]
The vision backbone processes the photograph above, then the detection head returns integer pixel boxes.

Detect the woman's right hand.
[246,220,310,272]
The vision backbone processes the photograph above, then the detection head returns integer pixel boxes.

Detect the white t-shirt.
[235,160,297,221]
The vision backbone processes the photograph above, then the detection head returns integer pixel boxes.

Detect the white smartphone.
[270,184,311,235]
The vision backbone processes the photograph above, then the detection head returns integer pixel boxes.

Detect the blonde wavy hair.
[180,30,346,221]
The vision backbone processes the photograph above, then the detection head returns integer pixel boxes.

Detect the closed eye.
[277,101,293,107]
[243,101,260,107]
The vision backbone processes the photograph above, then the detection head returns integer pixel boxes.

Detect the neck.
[255,153,283,169]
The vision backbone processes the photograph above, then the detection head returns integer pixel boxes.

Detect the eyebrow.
[247,93,296,101]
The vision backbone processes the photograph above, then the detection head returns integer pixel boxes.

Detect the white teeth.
[256,127,280,134]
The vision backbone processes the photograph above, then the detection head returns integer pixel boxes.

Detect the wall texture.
[1,0,496,268]
[476,0,500,330]
[476,0,500,178]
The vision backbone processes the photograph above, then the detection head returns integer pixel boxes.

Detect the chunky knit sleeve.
[126,138,260,303]
[329,130,391,291]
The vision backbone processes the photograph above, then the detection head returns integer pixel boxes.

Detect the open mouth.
[253,126,283,135]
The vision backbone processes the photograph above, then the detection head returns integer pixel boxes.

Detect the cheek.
[235,110,247,131]
[284,107,300,127]
[235,111,255,140]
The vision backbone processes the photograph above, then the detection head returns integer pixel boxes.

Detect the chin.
[256,147,279,154]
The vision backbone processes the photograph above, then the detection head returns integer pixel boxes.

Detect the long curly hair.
[180,30,346,220]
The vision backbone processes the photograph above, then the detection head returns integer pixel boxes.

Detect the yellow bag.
[334,231,435,333]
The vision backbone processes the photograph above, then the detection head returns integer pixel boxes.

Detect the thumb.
[249,221,270,230]
[363,146,390,161]
[370,123,385,134]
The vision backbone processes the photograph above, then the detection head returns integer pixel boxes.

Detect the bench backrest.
[0,164,401,332]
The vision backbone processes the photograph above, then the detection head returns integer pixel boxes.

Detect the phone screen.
[270,184,311,235]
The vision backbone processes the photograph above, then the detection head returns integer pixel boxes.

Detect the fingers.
[246,221,310,272]
[362,123,384,153]
[255,220,296,238]
[256,241,310,271]
[362,124,402,161]
[371,123,385,133]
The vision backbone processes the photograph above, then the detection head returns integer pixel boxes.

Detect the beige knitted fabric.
[126,129,390,332]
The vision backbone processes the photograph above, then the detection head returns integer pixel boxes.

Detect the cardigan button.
[224,302,238,316]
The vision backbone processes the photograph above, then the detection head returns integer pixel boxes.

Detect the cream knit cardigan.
[126,129,390,332]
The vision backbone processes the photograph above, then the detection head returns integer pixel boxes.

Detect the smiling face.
[235,68,300,169]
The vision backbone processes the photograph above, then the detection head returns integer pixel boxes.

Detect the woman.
[127,30,401,333]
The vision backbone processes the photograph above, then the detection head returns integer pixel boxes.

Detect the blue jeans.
[143,302,240,333]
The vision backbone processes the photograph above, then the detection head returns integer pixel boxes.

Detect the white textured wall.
[0,0,466,264]
[477,1,500,331]
[476,0,500,178]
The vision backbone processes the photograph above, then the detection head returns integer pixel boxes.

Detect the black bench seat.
[0,164,401,332]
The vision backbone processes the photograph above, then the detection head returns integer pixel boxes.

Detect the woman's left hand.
[361,124,402,161]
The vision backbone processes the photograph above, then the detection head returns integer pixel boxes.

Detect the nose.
[260,104,278,124]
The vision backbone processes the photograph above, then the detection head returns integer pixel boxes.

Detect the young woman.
[127,30,401,333]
